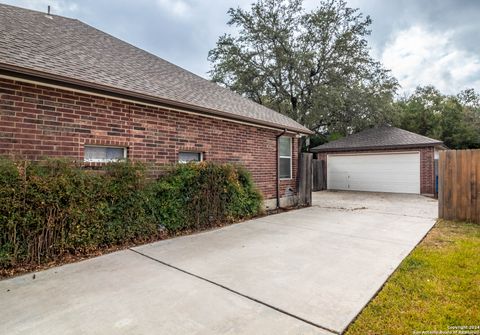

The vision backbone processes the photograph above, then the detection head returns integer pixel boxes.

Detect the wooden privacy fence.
[298,153,312,206]
[313,159,326,191]
[438,149,480,223]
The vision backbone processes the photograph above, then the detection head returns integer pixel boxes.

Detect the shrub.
[148,162,263,231]
[0,159,159,267]
[0,159,23,266]
[101,162,158,244]
[0,158,263,269]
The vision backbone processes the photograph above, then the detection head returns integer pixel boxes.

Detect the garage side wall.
[0,78,298,200]
[315,147,435,195]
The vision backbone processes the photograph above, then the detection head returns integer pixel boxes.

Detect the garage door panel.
[327,153,420,194]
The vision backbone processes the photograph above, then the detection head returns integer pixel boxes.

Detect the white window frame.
[178,151,203,164]
[84,145,127,163]
[279,136,292,180]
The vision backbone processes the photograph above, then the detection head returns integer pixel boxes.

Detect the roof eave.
[0,63,314,135]
[310,142,444,152]
[436,143,449,150]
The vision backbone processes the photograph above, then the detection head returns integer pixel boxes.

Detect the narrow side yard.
[345,220,480,335]
[0,159,263,279]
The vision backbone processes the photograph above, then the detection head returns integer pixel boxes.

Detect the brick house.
[0,4,312,209]
[311,126,446,195]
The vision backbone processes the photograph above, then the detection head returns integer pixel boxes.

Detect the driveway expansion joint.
[128,248,340,335]
[256,218,414,246]
[311,205,436,220]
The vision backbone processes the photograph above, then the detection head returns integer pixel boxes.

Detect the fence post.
[438,149,480,224]
[298,153,313,206]
[312,159,326,191]
[438,150,445,218]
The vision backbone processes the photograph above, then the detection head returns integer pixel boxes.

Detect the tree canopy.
[394,87,480,149]
[209,0,479,149]
[208,0,398,139]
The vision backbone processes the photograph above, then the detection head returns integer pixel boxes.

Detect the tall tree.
[394,86,480,149]
[394,86,443,138]
[208,0,398,139]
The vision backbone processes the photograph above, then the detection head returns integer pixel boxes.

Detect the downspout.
[297,134,303,201]
[276,128,287,208]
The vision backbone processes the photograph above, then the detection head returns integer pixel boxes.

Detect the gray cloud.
[347,0,480,53]
[345,0,480,93]
[2,0,479,94]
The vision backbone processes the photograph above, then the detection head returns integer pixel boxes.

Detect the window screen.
[179,152,202,163]
[84,146,126,162]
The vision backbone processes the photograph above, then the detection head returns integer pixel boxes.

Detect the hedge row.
[0,159,263,268]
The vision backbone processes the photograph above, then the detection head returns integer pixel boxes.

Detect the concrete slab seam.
[129,248,340,335]
[311,205,436,220]
[251,218,415,246]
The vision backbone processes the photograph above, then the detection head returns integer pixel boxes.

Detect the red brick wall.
[0,78,298,200]
[315,147,435,195]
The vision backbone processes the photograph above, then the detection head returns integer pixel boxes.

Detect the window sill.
[83,158,126,164]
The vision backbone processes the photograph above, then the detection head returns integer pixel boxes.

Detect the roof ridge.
[0,3,311,134]
[75,19,210,82]
[75,22,282,116]
[0,2,75,20]
[1,2,261,104]
[311,126,443,152]
[389,125,442,141]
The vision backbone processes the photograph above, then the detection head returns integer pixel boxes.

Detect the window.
[279,136,292,179]
[84,146,126,162]
[179,151,203,163]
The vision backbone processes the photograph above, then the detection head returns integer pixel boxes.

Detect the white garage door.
[327,152,420,194]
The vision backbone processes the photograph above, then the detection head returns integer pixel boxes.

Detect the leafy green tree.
[208,0,398,140]
[394,86,480,149]
[394,86,443,139]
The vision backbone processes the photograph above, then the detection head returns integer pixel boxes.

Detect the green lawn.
[345,220,480,335]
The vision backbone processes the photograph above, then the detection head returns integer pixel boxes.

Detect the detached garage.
[311,126,446,195]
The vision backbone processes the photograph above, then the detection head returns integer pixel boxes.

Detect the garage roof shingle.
[311,126,444,152]
[0,4,311,134]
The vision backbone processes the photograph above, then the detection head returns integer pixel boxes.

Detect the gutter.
[0,63,314,135]
[275,128,287,208]
[310,142,445,153]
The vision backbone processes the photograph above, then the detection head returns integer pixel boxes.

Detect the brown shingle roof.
[0,4,311,134]
[311,126,444,152]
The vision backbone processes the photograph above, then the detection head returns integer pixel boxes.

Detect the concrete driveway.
[0,191,437,335]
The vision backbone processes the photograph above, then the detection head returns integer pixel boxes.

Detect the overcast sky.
[2,0,479,95]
